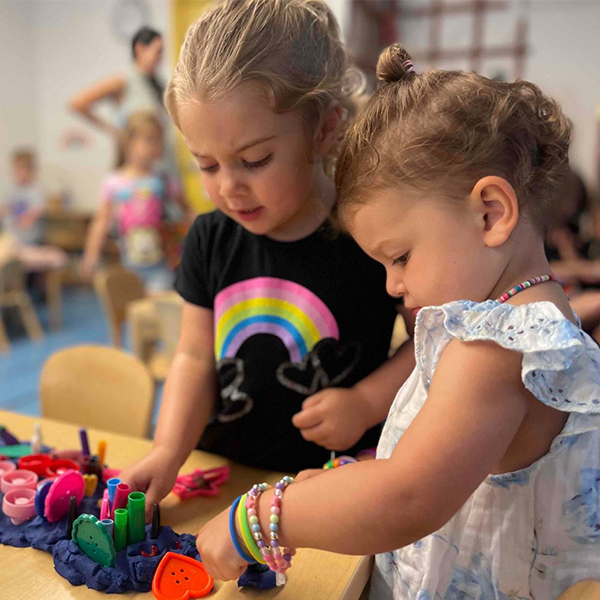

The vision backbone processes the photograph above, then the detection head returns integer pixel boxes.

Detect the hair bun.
[376,44,416,83]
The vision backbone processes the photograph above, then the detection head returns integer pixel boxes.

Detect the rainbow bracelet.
[228,495,256,564]
[237,493,265,564]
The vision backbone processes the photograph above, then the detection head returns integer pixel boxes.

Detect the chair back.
[40,345,154,437]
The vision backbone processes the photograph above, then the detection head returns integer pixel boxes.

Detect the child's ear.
[313,103,344,156]
[469,176,519,247]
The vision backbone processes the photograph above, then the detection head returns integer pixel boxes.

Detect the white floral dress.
[371,300,600,600]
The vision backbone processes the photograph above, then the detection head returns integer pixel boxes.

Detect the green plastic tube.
[113,508,128,552]
[127,492,146,544]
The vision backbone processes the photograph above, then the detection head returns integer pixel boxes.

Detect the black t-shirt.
[175,210,397,471]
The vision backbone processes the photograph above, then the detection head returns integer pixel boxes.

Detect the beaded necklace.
[496,275,556,304]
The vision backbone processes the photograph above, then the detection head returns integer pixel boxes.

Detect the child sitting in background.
[82,111,184,292]
[195,44,600,598]
[1,149,67,271]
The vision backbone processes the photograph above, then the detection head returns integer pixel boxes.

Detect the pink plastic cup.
[0,469,38,495]
[2,488,36,525]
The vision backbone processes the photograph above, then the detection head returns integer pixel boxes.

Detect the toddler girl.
[121,0,414,508]
[195,44,600,598]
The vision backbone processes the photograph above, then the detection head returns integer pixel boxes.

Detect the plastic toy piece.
[35,479,54,518]
[44,470,85,523]
[18,454,52,476]
[0,443,32,458]
[67,496,77,536]
[0,426,20,445]
[112,482,130,512]
[72,514,116,568]
[0,460,16,479]
[141,544,159,557]
[152,552,214,600]
[127,491,146,544]
[45,459,80,478]
[79,428,90,458]
[100,496,110,521]
[101,518,114,537]
[51,448,84,464]
[2,487,36,525]
[1,469,38,494]
[172,466,230,499]
[113,508,128,551]
[151,503,161,539]
[97,440,107,467]
[31,423,43,454]
[107,477,121,506]
[83,474,98,497]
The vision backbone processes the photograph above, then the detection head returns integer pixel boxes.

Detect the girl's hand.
[120,447,181,519]
[292,387,371,451]
[196,506,248,581]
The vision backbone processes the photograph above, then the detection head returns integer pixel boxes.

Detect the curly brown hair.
[336,44,571,232]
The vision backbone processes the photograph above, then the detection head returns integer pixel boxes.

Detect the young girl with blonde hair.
[82,111,183,292]
[121,0,413,506]
[195,44,600,598]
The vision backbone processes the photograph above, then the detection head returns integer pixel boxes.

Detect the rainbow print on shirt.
[214,277,339,362]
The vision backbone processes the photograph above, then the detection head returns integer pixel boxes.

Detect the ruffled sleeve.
[415,300,600,427]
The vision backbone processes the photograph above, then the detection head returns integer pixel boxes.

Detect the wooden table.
[0,410,371,599]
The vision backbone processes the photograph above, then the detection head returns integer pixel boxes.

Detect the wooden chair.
[0,256,44,353]
[559,581,600,600]
[40,345,155,438]
[93,265,147,347]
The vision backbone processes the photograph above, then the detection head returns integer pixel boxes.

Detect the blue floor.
[0,287,163,428]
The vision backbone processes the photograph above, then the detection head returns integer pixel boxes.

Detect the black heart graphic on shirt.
[312,338,361,387]
[276,351,327,395]
[216,357,254,423]
[277,338,362,395]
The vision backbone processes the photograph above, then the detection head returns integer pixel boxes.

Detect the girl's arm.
[69,76,126,138]
[120,302,217,512]
[81,202,112,278]
[197,338,565,579]
[152,302,217,463]
[292,338,415,450]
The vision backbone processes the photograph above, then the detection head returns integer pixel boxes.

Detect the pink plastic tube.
[112,482,130,512]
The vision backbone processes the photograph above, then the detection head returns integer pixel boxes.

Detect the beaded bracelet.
[269,476,296,573]
[228,495,256,564]
[237,493,265,564]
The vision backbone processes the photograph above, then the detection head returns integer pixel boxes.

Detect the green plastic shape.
[127,491,146,544]
[0,444,32,458]
[113,508,128,551]
[72,513,116,568]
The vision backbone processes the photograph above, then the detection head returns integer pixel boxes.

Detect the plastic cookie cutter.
[172,466,230,499]
[2,487,36,525]
[152,552,213,600]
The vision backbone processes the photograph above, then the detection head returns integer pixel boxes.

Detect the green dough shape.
[72,514,116,568]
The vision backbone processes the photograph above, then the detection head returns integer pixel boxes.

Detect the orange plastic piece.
[152,552,214,600]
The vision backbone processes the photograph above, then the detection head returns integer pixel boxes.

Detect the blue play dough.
[1,454,277,593]
[238,563,277,589]
[53,524,200,593]
[0,480,104,551]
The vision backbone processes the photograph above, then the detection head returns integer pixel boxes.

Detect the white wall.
[0,0,39,200]
[396,0,600,190]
